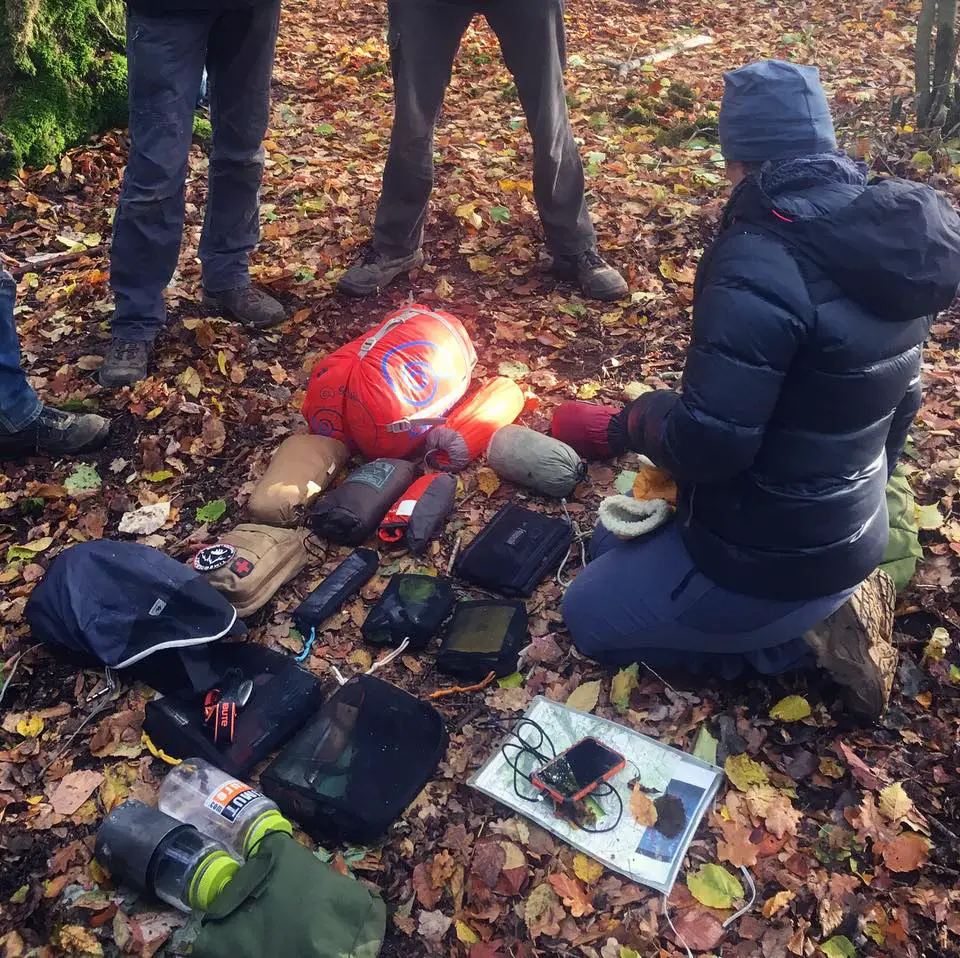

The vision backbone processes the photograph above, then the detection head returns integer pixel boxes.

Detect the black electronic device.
[293,549,379,633]
[362,574,455,650]
[436,599,528,679]
[530,737,626,803]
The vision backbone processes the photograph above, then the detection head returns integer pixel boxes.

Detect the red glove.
[550,401,619,459]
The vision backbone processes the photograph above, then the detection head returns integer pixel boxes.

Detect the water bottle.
[159,757,292,858]
[96,800,239,913]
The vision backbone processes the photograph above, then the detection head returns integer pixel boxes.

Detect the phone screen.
[535,739,623,799]
[634,779,707,862]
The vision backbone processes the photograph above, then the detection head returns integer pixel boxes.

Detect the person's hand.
[550,401,619,459]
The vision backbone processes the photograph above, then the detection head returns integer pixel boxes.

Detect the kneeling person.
[561,61,960,719]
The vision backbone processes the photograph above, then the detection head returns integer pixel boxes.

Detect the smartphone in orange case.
[530,737,626,804]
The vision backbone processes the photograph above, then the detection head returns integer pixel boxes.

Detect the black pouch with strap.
[455,504,572,597]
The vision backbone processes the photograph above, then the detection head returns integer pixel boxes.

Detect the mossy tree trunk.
[0,0,128,175]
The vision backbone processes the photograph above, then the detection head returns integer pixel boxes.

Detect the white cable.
[662,893,694,958]
[723,865,757,928]
[366,637,410,675]
[330,665,349,687]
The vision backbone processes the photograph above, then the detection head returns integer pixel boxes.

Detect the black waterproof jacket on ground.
[614,158,960,600]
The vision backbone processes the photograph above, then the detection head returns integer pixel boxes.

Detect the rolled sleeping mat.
[486,425,586,499]
[424,377,525,473]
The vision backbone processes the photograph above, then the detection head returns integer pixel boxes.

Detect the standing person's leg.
[0,270,42,435]
[104,11,209,387]
[338,0,473,297]
[201,0,286,329]
[485,0,626,301]
[0,271,109,455]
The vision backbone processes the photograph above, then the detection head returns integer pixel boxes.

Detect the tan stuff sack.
[192,524,311,618]
[248,435,349,526]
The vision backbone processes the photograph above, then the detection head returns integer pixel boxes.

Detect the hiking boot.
[337,246,425,297]
[203,286,287,328]
[803,569,898,721]
[0,405,110,457]
[99,338,153,388]
[548,249,628,301]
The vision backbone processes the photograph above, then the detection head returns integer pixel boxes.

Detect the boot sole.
[336,252,425,297]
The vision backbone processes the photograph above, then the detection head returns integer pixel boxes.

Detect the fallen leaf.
[629,784,658,827]
[196,499,227,523]
[687,863,744,909]
[622,381,652,401]
[118,501,171,536]
[692,725,719,766]
[762,890,795,919]
[922,627,951,663]
[669,907,725,952]
[725,754,769,791]
[632,466,677,505]
[577,382,600,400]
[524,883,564,938]
[837,742,885,790]
[177,366,202,398]
[770,695,812,722]
[476,467,501,496]
[820,935,856,958]
[455,920,480,944]
[881,832,930,872]
[7,536,55,565]
[57,925,102,957]
[915,503,943,530]
[547,872,594,917]
[573,853,604,886]
[65,463,102,495]
[50,770,104,816]
[717,819,759,868]
[417,910,452,940]
[468,254,495,273]
[498,360,529,381]
[878,782,914,822]
[566,680,601,713]
[15,714,44,738]
[610,663,639,708]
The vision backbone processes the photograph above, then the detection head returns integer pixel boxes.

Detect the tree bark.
[917,0,937,126]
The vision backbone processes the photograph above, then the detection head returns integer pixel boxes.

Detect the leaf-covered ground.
[2,0,960,955]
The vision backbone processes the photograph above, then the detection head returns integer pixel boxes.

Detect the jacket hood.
[727,154,960,320]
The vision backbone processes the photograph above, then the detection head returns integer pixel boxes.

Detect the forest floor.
[1,0,959,956]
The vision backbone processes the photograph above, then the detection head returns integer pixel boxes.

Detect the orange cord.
[427,670,497,700]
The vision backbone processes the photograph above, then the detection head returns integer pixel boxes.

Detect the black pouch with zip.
[454,504,573,597]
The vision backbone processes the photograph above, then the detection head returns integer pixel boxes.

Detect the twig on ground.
[8,246,106,278]
[599,33,713,75]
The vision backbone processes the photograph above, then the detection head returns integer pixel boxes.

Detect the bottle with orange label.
[159,757,292,859]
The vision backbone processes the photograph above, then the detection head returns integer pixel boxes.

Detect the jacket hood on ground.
[729,153,960,321]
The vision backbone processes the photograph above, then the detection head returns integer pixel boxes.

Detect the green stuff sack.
[194,832,385,958]
[880,468,923,591]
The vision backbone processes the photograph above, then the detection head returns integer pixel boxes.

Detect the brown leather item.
[195,524,311,618]
[248,435,349,526]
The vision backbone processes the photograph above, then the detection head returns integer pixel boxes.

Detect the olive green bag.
[880,468,923,591]
[193,833,386,958]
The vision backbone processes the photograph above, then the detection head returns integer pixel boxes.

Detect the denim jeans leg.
[110,12,209,340]
[0,271,43,434]
[372,0,473,258]
[486,0,596,256]
[199,0,281,293]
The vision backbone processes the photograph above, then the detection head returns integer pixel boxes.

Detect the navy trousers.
[562,519,857,679]
[109,3,280,340]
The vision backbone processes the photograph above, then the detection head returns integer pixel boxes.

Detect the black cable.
[478,717,624,831]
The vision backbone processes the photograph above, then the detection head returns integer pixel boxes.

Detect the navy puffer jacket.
[614,157,960,600]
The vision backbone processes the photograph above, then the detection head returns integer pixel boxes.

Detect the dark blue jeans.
[562,519,857,680]
[0,270,42,434]
[110,3,280,340]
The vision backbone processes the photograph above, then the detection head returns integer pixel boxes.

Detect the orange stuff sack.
[302,306,477,459]
[423,377,525,473]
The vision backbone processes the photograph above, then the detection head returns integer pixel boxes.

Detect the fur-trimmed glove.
[598,495,671,541]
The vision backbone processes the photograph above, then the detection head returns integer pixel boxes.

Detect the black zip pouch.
[455,504,573,597]
[436,600,528,679]
[362,574,455,651]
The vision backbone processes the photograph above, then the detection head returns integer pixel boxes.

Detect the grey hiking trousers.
[373,0,597,258]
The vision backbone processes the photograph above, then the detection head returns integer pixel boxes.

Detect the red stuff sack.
[302,306,477,458]
[424,377,525,472]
